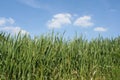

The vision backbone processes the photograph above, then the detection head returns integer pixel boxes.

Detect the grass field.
[0,32,120,80]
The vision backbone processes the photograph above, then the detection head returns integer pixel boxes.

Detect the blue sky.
[0,0,120,39]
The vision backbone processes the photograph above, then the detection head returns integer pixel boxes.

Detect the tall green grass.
[0,32,120,80]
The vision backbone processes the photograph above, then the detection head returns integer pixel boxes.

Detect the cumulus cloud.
[94,27,107,32]
[73,16,94,27]
[0,17,29,35]
[47,13,72,29]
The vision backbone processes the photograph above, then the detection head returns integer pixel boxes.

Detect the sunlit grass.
[0,32,120,80]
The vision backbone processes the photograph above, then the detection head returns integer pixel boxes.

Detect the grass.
[0,32,120,80]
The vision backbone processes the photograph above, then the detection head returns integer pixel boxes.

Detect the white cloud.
[0,17,15,26]
[47,13,72,29]
[94,27,107,32]
[0,26,29,35]
[73,16,94,27]
[0,17,29,35]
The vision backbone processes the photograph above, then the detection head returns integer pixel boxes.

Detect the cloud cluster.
[47,13,107,32]
[0,17,29,35]
[47,13,94,29]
